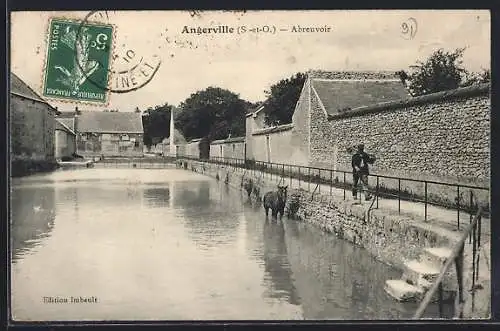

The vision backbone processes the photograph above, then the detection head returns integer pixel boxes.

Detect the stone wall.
[54,130,76,159]
[309,84,490,208]
[10,94,55,161]
[210,138,245,159]
[312,84,490,185]
[180,159,460,272]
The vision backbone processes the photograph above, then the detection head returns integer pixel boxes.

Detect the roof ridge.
[10,72,46,102]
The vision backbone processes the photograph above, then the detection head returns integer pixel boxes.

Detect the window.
[134,141,139,148]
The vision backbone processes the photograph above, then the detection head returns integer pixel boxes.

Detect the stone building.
[75,111,144,158]
[54,119,76,159]
[10,72,58,175]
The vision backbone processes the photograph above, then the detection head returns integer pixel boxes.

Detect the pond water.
[10,168,452,321]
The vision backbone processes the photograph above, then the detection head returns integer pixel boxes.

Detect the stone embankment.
[179,159,490,318]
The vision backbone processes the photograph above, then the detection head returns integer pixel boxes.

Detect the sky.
[11,10,490,112]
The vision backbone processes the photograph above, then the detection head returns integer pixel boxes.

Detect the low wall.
[180,159,460,272]
[11,156,59,177]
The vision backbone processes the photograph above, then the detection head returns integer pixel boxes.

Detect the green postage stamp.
[43,18,114,103]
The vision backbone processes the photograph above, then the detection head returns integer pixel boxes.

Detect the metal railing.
[413,201,485,319]
[179,156,489,230]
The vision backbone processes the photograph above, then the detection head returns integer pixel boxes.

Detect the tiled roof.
[57,111,78,118]
[311,78,410,116]
[76,111,143,133]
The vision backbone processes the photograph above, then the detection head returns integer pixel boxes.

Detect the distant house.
[54,119,76,159]
[75,111,144,158]
[10,72,58,174]
[210,136,245,159]
[159,128,187,156]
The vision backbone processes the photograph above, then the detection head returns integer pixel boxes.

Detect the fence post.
[343,172,346,200]
[455,243,465,318]
[318,169,321,194]
[376,176,379,209]
[330,170,333,196]
[469,189,473,243]
[397,178,401,213]
[472,220,477,290]
[308,167,310,191]
[424,181,428,222]
[298,166,301,188]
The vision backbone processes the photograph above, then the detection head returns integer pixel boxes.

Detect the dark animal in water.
[243,179,253,198]
[263,185,288,219]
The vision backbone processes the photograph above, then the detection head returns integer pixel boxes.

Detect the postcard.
[9,10,490,322]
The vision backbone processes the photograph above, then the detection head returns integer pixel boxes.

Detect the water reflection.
[179,181,241,249]
[262,219,301,305]
[10,169,453,321]
[283,221,453,319]
[143,188,170,208]
[11,186,56,263]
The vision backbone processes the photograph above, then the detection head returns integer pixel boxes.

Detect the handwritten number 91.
[401,17,417,39]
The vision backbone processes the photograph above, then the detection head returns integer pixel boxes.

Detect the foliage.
[140,103,173,148]
[397,48,490,97]
[175,87,252,142]
[263,72,306,126]
[461,68,491,87]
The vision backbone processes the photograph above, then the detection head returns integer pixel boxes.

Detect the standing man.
[351,144,376,201]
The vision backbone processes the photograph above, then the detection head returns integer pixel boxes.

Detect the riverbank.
[11,158,59,177]
[180,159,490,319]
[182,160,461,269]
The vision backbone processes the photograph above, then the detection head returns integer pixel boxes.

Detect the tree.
[134,107,141,113]
[176,87,250,142]
[461,68,491,87]
[141,103,173,148]
[263,72,306,126]
[399,48,468,96]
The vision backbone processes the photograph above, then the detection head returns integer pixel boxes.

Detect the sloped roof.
[10,72,45,102]
[56,117,75,131]
[311,78,410,116]
[76,112,143,133]
[308,70,399,80]
[10,72,57,111]
[55,119,76,135]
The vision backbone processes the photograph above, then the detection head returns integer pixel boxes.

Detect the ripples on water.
[10,168,452,321]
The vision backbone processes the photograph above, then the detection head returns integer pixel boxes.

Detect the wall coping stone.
[211,136,245,145]
[327,83,490,120]
[252,123,293,136]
